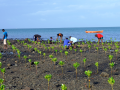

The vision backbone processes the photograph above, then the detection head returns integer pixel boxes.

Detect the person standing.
[2,29,8,49]
[95,34,103,44]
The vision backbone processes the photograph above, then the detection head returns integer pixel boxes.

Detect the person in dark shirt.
[2,29,8,49]
[56,33,63,43]
[33,34,41,42]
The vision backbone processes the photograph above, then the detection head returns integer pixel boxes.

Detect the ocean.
[0,27,120,42]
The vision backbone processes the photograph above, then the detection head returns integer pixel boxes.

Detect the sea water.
[0,27,120,41]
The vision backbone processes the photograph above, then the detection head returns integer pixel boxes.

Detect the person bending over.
[33,34,41,42]
[56,33,63,43]
[2,29,8,49]
[95,34,103,44]
[69,36,77,49]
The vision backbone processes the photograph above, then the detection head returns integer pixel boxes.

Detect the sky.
[0,0,120,28]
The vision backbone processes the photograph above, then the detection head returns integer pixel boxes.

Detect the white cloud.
[31,9,63,15]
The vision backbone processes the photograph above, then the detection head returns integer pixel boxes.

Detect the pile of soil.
[0,39,120,90]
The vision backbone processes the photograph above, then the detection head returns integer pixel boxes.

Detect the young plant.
[95,62,99,74]
[69,47,72,54]
[84,70,92,89]
[94,44,96,49]
[108,46,111,51]
[34,48,37,52]
[34,61,39,74]
[73,62,80,79]
[0,62,2,68]
[43,53,46,61]
[78,45,80,49]
[109,55,113,63]
[52,58,57,69]
[61,84,67,90]
[0,84,5,90]
[0,68,5,80]
[59,61,65,75]
[49,55,53,64]
[102,42,104,46]
[60,50,63,57]
[48,47,51,52]
[96,47,99,54]
[18,54,21,62]
[44,74,52,90]
[83,58,86,68]
[104,48,107,56]
[82,42,85,48]
[28,59,32,70]
[74,49,77,56]
[108,77,115,90]
[38,51,42,60]
[115,49,118,60]
[0,78,4,84]
[109,62,114,77]
[64,51,68,59]
[51,46,54,53]
[80,49,83,56]
[65,45,67,49]
[55,49,58,55]
[88,45,91,52]
[0,53,2,61]
[61,46,64,50]
[23,55,27,66]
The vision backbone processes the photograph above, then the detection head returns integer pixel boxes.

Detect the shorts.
[3,39,7,45]
[98,37,103,39]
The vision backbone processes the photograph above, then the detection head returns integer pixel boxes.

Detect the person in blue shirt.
[64,38,71,48]
[2,29,8,49]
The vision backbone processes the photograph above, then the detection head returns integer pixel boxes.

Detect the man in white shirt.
[69,36,77,48]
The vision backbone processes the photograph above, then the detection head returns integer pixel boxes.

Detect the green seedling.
[61,84,67,90]
[108,46,111,50]
[69,47,72,54]
[0,78,4,84]
[44,74,52,90]
[108,77,115,90]
[84,70,92,89]
[88,45,91,52]
[29,46,32,50]
[0,84,5,90]
[48,47,51,52]
[55,49,58,55]
[80,49,83,56]
[0,68,5,80]
[74,49,77,56]
[49,55,53,64]
[64,51,68,59]
[60,50,63,57]
[109,62,114,77]
[78,45,80,49]
[18,54,21,62]
[51,46,54,53]
[17,39,20,43]
[104,48,107,56]
[90,41,92,44]
[45,47,47,51]
[27,45,30,50]
[96,47,99,54]
[38,51,42,60]
[102,42,104,46]
[0,53,2,61]
[65,45,67,49]
[34,48,37,52]
[78,42,80,45]
[73,62,80,79]
[102,46,105,50]
[38,42,40,45]
[108,43,110,46]
[52,58,57,69]
[43,53,46,61]
[61,46,64,50]
[115,49,118,60]
[0,62,2,68]
[48,39,50,44]
[82,42,85,48]
[28,59,32,69]
[34,61,39,74]
[83,58,86,68]
[109,55,113,63]
[24,43,27,46]
[23,55,27,66]
[116,45,119,49]
[12,45,16,53]
[95,62,99,74]
[59,61,65,75]
[59,45,61,49]
[94,44,96,49]
[35,41,37,44]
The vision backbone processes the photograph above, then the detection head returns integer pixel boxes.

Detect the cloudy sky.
[0,0,120,28]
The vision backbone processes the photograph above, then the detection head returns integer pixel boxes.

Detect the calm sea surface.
[0,27,120,41]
